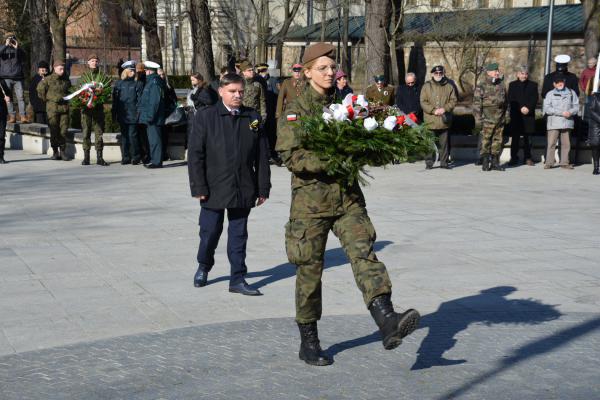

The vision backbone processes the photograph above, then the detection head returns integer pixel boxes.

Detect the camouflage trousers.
[81,107,104,151]
[480,120,504,157]
[285,207,392,324]
[48,111,71,148]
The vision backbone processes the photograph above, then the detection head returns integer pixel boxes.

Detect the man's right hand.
[194,195,208,201]
[4,96,9,104]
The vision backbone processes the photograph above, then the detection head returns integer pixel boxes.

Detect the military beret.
[302,42,336,64]
[554,54,571,64]
[553,73,566,83]
[37,61,50,69]
[373,74,386,83]
[486,63,499,71]
[430,65,444,73]
[238,60,253,71]
[88,54,99,61]
[143,60,161,70]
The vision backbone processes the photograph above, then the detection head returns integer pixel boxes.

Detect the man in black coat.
[0,78,10,163]
[507,66,538,166]
[28,61,50,124]
[395,72,423,122]
[188,73,271,296]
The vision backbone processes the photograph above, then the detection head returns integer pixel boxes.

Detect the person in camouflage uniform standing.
[37,61,72,161]
[473,63,507,171]
[80,55,108,166]
[239,61,267,121]
[276,43,420,367]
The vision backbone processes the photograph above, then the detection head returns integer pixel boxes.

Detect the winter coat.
[112,77,144,125]
[0,79,9,115]
[29,75,47,113]
[542,70,579,98]
[188,84,217,110]
[507,79,538,134]
[395,83,423,119]
[36,73,71,114]
[187,101,271,209]
[0,45,25,80]
[543,88,579,130]
[586,93,600,146]
[137,73,166,126]
[420,79,457,130]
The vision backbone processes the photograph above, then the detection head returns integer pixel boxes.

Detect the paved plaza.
[0,149,599,399]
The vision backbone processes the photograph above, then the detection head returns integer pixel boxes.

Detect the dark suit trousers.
[510,131,532,161]
[146,124,162,166]
[197,207,251,285]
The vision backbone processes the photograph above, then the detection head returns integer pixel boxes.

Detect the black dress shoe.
[132,160,141,165]
[144,164,163,169]
[121,159,132,165]
[229,281,262,296]
[194,268,208,287]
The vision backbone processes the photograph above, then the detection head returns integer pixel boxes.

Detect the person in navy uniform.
[113,60,144,165]
[137,61,166,168]
[188,73,271,296]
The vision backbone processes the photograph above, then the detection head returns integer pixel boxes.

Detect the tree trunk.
[29,0,53,74]
[176,0,186,73]
[274,0,302,72]
[189,0,215,81]
[341,0,350,78]
[47,0,67,63]
[365,0,391,85]
[583,0,600,60]
[320,0,327,42]
[132,0,163,66]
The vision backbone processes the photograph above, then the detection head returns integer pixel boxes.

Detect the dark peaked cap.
[302,43,336,64]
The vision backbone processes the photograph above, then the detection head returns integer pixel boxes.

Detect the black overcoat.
[187,101,271,209]
[507,79,538,134]
[587,93,600,147]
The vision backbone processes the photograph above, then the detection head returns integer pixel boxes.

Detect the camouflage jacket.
[365,84,395,106]
[242,77,267,120]
[473,76,507,122]
[37,73,71,113]
[276,84,366,219]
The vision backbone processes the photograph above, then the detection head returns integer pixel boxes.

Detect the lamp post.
[99,12,109,73]
[544,0,555,75]
[124,7,132,60]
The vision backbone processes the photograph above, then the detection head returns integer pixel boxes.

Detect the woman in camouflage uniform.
[276,43,420,367]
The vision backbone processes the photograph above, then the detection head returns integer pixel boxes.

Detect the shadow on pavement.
[206,240,393,288]
[325,286,563,367]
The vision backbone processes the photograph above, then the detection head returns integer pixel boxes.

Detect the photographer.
[0,34,27,123]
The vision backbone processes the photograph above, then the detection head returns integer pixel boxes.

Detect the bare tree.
[131,0,163,65]
[582,0,600,60]
[188,0,215,80]
[29,0,53,74]
[46,0,89,61]
[364,0,392,86]
[253,0,270,63]
[273,0,302,70]
[341,0,350,77]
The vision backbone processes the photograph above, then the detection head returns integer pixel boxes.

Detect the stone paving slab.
[0,312,598,399]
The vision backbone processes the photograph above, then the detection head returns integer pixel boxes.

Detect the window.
[504,0,512,7]
[452,0,464,7]
[430,0,440,6]
[173,25,180,49]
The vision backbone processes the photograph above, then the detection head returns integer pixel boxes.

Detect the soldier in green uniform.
[365,74,395,106]
[276,43,420,367]
[80,54,108,166]
[37,61,72,161]
[276,64,306,118]
[473,63,507,171]
[239,61,267,120]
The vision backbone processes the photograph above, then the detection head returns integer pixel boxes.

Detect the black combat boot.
[592,147,600,175]
[51,147,61,160]
[81,150,90,165]
[481,154,491,171]
[60,146,72,161]
[297,322,333,366]
[96,150,109,166]
[369,294,420,350]
[490,155,505,171]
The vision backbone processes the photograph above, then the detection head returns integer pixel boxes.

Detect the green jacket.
[473,76,507,123]
[242,77,267,120]
[276,84,366,219]
[420,79,456,130]
[37,73,71,114]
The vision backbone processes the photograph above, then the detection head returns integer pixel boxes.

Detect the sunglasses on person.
[292,68,302,72]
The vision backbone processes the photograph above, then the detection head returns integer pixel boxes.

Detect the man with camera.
[0,34,27,123]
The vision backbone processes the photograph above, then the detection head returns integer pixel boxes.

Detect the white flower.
[363,117,378,131]
[329,104,349,121]
[383,116,397,131]
[322,112,333,123]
